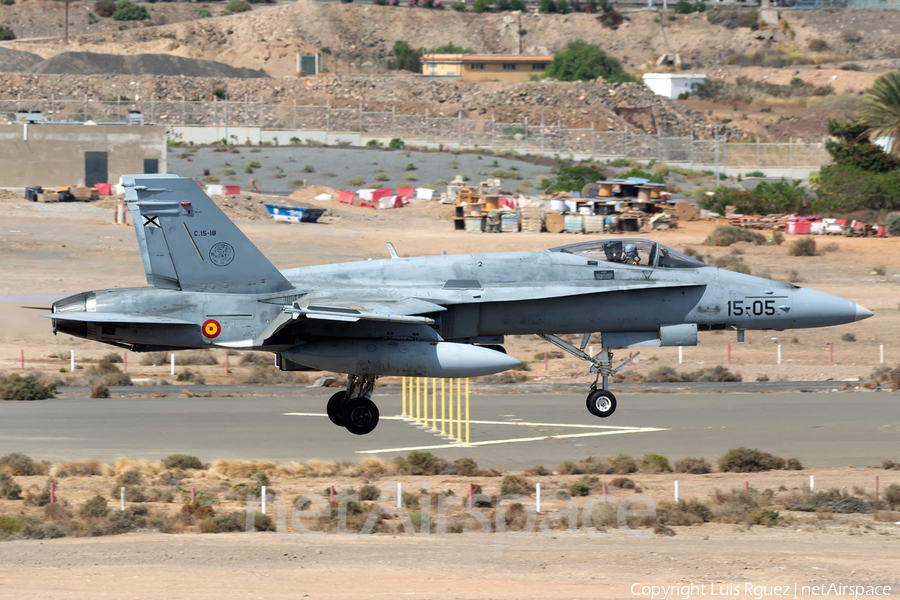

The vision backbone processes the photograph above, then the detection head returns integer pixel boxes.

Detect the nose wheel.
[326,375,381,434]
[537,333,636,420]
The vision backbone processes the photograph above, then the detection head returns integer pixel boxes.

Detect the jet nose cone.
[792,288,870,328]
[854,303,874,322]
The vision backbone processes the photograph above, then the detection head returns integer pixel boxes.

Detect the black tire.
[327,392,347,427]
[586,389,617,418]
[342,397,380,435]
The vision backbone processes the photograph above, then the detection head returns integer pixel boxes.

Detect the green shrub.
[0,25,16,41]
[640,453,670,473]
[303,165,315,173]
[388,138,405,150]
[347,176,366,187]
[490,168,522,180]
[569,481,591,496]
[705,225,766,246]
[771,230,784,245]
[0,374,55,400]
[80,495,110,519]
[202,175,219,184]
[358,485,379,501]
[374,172,389,182]
[19,521,66,539]
[0,472,22,499]
[243,165,254,175]
[111,0,149,20]
[453,457,481,477]
[118,470,142,485]
[788,237,817,256]
[607,454,638,474]
[434,178,448,186]
[163,454,203,470]
[90,385,110,398]
[366,139,383,147]
[398,451,438,475]
[199,8,211,17]
[401,173,417,182]
[718,447,786,472]
[673,457,712,474]
[0,453,35,476]
[886,213,900,237]
[884,484,900,508]
[290,180,305,188]
[750,508,781,526]
[500,475,534,496]
[0,514,29,536]
[225,0,251,12]
[221,168,236,176]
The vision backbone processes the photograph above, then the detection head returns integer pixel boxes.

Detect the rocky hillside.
[0,72,729,137]
[4,1,900,78]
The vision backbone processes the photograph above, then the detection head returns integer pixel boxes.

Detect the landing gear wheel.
[586,389,617,418]
[342,397,380,435]
[327,392,347,427]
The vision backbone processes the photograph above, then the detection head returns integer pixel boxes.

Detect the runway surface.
[0,390,897,468]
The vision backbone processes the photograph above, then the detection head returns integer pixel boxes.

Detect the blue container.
[264,204,326,223]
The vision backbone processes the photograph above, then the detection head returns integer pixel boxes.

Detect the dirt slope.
[29,51,270,78]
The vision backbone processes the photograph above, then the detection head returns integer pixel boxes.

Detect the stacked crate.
[520,204,543,233]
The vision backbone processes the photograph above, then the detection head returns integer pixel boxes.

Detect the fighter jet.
[46,175,873,435]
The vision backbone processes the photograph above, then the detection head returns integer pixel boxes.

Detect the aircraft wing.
[248,296,447,347]
[42,312,196,326]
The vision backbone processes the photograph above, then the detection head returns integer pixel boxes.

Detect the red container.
[95,183,112,196]
[224,185,241,195]
[877,225,886,237]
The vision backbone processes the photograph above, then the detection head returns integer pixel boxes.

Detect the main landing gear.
[537,334,638,420]
[326,374,380,435]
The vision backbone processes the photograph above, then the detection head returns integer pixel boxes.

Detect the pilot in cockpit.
[623,243,641,265]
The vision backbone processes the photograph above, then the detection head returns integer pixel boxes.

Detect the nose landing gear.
[326,374,380,435]
[537,333,638,419]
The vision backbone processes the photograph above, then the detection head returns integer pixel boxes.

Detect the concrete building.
[0,124,167,188]
[642,73,707,99]
[421,54,554,83]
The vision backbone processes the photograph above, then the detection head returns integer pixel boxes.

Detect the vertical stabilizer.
[124,175,293,294]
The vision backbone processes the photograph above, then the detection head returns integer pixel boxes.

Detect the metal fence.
[0,98,829,170]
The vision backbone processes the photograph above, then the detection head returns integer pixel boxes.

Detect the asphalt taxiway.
[0,387,896,468]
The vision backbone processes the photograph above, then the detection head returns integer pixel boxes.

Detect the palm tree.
[857,72,900,156]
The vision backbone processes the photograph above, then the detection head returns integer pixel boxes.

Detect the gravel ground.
[168,146,558,196]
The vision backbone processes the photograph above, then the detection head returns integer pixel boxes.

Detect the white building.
[642,73,707,99]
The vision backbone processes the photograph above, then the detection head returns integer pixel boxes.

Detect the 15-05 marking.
[728,297,788,317]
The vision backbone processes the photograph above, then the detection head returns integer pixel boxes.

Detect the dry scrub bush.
[705,226,766,246]
[209,459,278,479]
[673,457,712,474]
[710,488,767,524]
[239,366,312,385]
[718,447,801,472]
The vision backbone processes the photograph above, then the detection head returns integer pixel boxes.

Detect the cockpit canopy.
[549,238,707,269]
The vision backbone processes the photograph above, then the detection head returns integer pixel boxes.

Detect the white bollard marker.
[777,344,782,365]
[121,486,125,510]
[678,346,683,364]
[675,480,679,502]
[536,483,541,513]
[810,475,815,494]
[171,353,175,375]
[397,482,402,508]
[70,350,75,372]
[262,486,266,515]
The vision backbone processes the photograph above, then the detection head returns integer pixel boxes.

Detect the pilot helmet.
[623,243,638,258]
